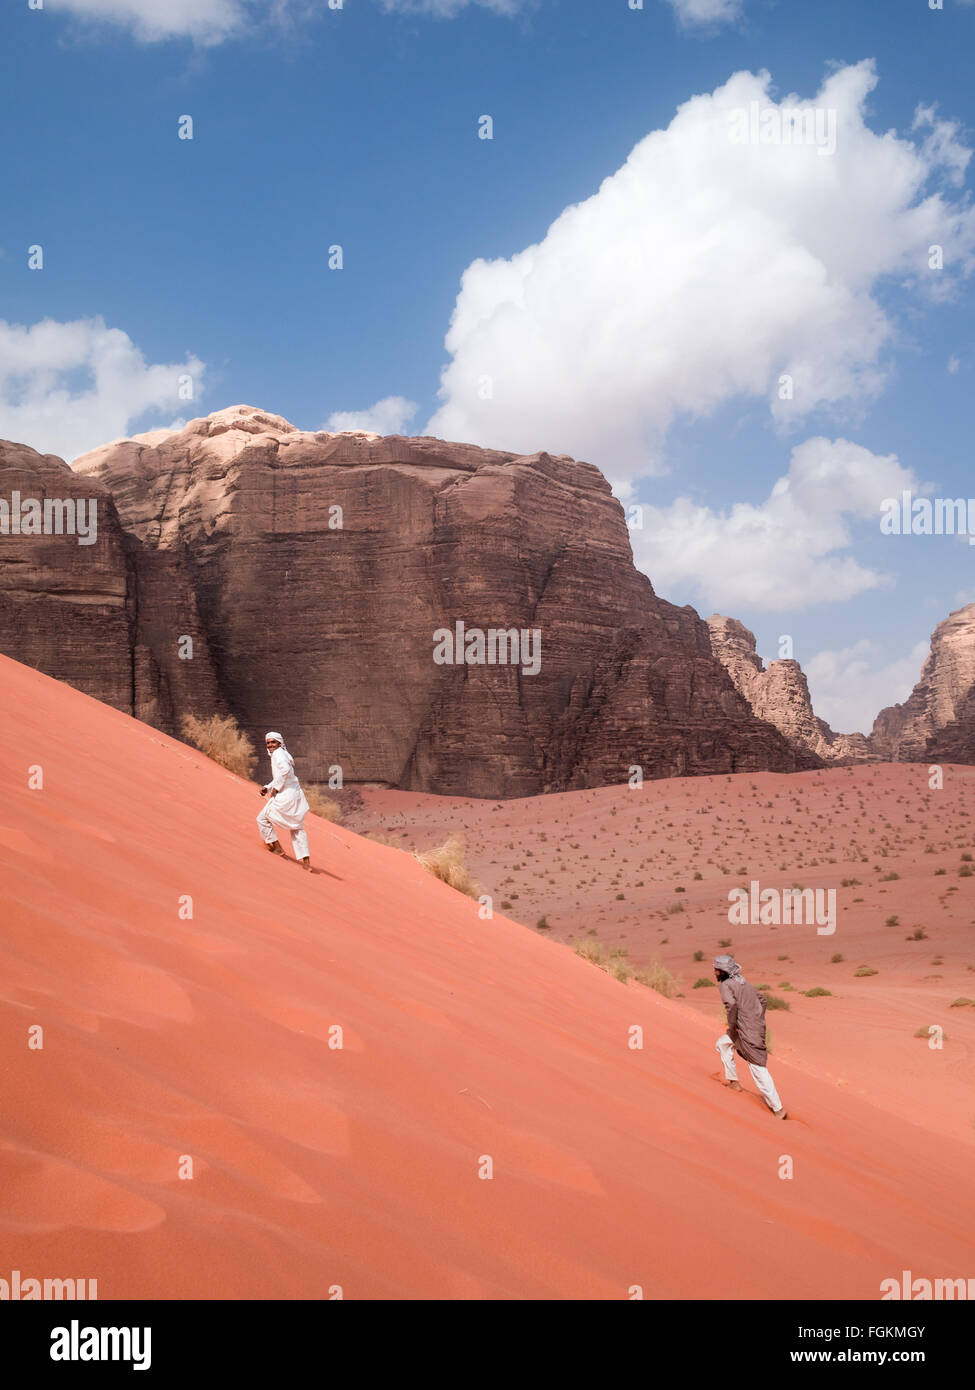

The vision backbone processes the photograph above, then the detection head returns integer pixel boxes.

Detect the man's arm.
[719,981,739,1039]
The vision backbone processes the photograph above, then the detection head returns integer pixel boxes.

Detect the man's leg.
[747,1062,784,1114]
[290,822,310,866]
[257,802,280,846]
[715,1034,739,1083]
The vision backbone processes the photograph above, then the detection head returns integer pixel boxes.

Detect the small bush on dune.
[693,977,713,989]
[304,786,341,821]
[634,959,679,998]
[854,966,878,977]
[414,835,479,899]
[764,995,791,1011]
[181,713,257,778]
[574,939,605,966]
[950,998,975,1008]
[804,986,832,998]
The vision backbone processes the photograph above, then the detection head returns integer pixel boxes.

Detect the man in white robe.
[257,731,311,870]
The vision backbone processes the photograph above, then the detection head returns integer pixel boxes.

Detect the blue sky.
[1,0,974,732]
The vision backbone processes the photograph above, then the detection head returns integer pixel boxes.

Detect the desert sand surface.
[2,653,974,1299]
[351,771,975,1149]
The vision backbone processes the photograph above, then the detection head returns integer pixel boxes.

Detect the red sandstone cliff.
[870,603,975,763]
[705,615,872,764]
[55,405,812,795]
[0,437,224,732]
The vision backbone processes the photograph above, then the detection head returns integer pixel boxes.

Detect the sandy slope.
[351,770,975,1148]
[1,655,973,1300]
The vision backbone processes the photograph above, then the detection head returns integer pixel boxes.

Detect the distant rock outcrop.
[870,604,975,764]
[2,406,813,796]
[706,615,872,764]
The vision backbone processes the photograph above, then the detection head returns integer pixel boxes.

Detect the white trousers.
[257,800,310,860]
[716,1034,782,1112]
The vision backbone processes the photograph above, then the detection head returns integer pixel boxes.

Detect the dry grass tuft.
[304,785,341,822]
[181,713,257,779]
[414,834,480,899]
[633,958,679,998]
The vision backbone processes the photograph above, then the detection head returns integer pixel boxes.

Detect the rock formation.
[706,616,873,764]
[0,437,224,735]
[12,403,811,797]
[870,604,975,763]
[7,408,974,790]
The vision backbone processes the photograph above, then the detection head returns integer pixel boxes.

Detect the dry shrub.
[414,834,479,899]
[574,942,675,996]
[304,785,341,822]
[574,939,605,966]
[181,713,256,778]
[634,959,678,998]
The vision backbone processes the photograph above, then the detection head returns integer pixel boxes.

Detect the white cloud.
[427,62,975,480]
[46,0,249,44]
[45,0,529,43]
[805,638,928,737]
[666,0,742,26]
[0,317,204,462]
[377,0,526,14]
[630,437,919,612]
[324,395,418,435]
[948,355,961,373]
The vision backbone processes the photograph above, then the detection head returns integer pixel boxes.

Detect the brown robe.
[719,975,768,1067]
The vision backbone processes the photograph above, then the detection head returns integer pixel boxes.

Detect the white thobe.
[257,746,310,859]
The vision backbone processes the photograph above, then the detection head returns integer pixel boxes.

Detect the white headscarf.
[264,732,293,765]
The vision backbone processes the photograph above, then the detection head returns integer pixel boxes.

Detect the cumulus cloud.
[666,0,742,26]
[805,638,928,736]
[45,0,249,44]
[630,437,919,612]
[0,317,204,462]
[324,395,418,435]
[427,62,975,480]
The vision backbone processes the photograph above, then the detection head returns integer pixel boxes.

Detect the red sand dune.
[352,771,975,1149]
[1,653,974,1299]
